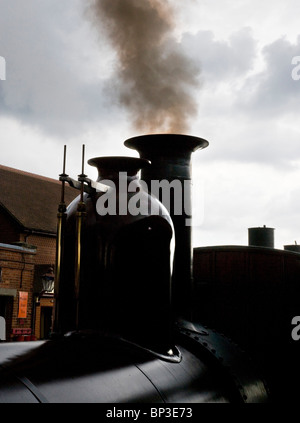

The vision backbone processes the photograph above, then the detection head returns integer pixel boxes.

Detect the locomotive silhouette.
[0,134,299,403]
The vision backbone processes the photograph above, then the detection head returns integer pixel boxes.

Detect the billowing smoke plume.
[88,0,200,133]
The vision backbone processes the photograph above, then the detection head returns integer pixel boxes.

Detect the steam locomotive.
[0,133,298,404]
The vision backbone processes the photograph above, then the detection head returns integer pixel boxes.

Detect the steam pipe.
[124,134,209,320]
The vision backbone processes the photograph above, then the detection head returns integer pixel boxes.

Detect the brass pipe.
[74,145,87,331]
[53,145,68,335]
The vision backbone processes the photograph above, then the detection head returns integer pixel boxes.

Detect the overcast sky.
[1,0,300,249]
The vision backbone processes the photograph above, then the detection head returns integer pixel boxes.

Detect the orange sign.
[18,291,28,319]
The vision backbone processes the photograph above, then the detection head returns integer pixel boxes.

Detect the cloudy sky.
[1,0,300,249]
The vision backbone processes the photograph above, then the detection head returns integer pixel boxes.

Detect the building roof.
[0,164,78,235]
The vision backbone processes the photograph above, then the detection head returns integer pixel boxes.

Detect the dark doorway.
[40,307,53,339]
[0,296,6,317]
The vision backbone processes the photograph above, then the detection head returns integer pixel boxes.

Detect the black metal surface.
[0,328,268,403]
[176,320,269,403]
[0,341,46,403]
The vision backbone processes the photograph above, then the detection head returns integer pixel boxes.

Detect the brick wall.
[0,244,36,339]
[20,234,56,266]
[0,232,57,340]
[21,233,56,266]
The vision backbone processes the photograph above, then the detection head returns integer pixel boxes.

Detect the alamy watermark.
[291,316,300,340]
[0,56,6,81]
[94,172,204,227]
[291,56,300,80]
[0,316,6,341]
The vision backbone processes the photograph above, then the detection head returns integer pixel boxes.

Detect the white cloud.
[182,27,257,83]
[0,0,119,136]
[236,36,300,118]
[178,25,300,169]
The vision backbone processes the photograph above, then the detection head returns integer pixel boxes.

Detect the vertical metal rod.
[53,145,68,335]
[80,144,85,202]
[61,145,67,203]
[74,145,87,331]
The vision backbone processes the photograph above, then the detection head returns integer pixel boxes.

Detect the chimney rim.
[88,156,151,173]
[124,133,209,154]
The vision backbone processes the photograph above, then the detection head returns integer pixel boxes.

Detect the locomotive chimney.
[248,226,275,249]
[124,134,209,320]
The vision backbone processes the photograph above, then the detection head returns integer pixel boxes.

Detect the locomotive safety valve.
[78,175,110,194]
[59,175,109,194]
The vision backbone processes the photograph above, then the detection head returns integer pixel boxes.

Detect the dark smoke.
[88,0,200,133]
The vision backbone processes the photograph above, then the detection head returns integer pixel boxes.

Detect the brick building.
[0,242,36,340]
[0,164,77,340]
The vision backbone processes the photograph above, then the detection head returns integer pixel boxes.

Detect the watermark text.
[95,172,204,227]
[291,316,300,340]
[0,56,6,81]
[0,316,6,341]
[291,56,300,80]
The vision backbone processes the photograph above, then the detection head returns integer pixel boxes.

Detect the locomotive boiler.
[0,134,271,403]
